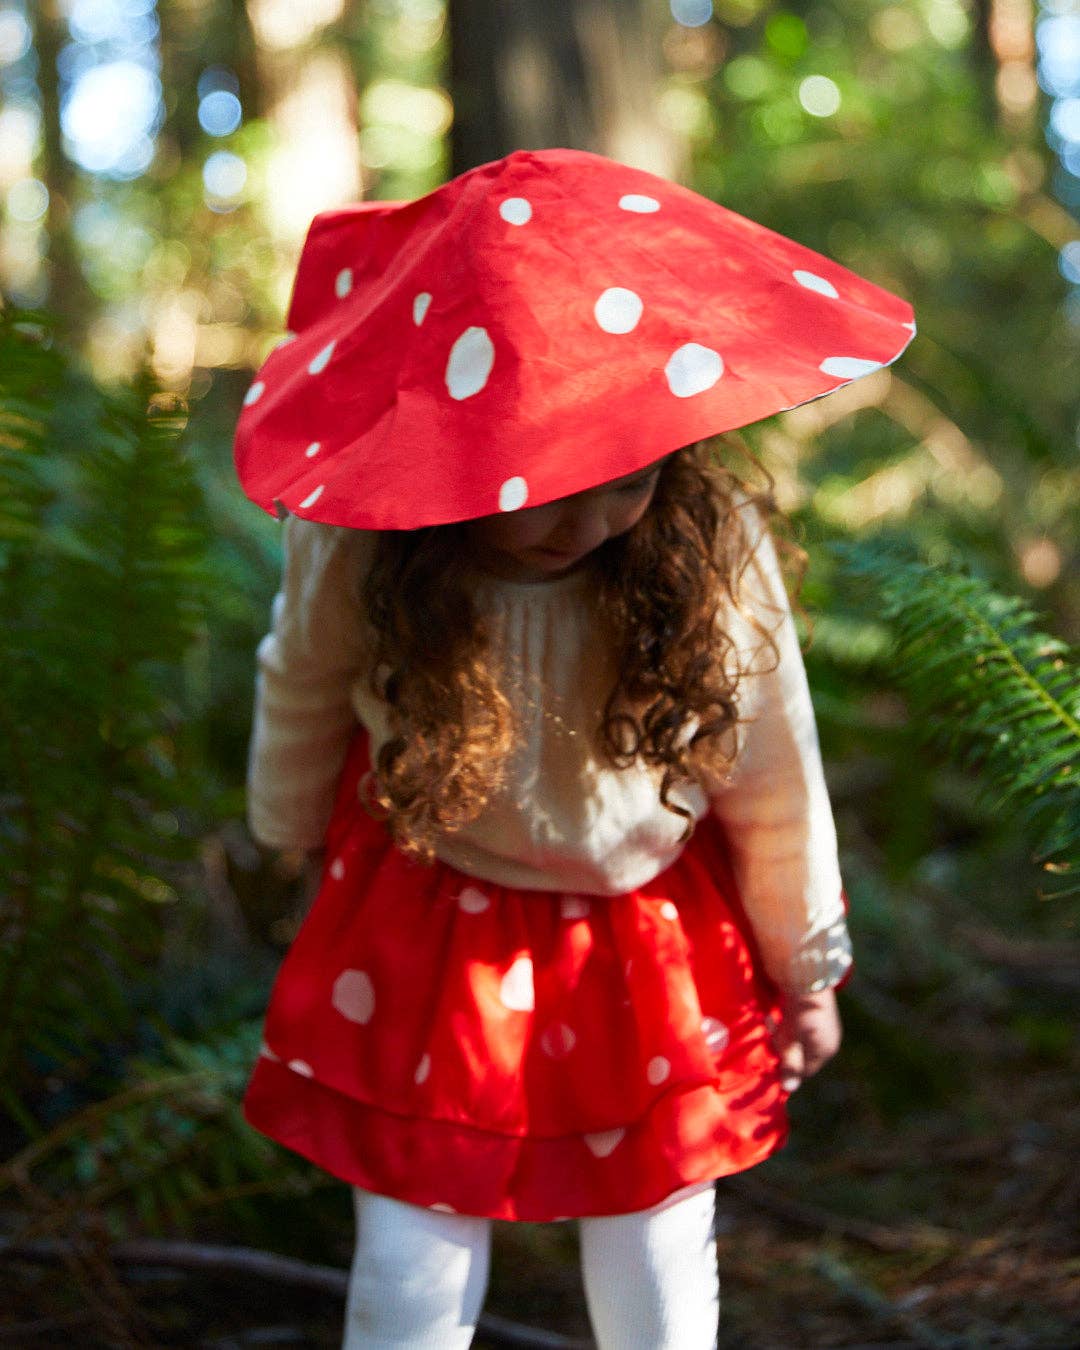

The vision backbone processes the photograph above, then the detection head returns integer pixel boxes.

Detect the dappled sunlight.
[882,377,1002,500]
[1017,534,1063,586]
[59,1,163,178]
[247,0,346,52]
[359,77,452,174]
[264,52,361,241]
[150,291,199,386]
[2,2,1078,1345]
[0,103,37,184]
[809,377,1003,528]
[785,367,895,437]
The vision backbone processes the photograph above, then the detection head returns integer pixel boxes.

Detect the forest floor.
[3,825,1078,1348]
[4,972,1077,1349]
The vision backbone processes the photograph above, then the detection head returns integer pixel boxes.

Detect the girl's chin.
[532,548,583,570]
[480,548,588,582]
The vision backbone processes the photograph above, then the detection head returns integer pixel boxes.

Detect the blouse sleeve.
[709,509,852,996]
[246,514,371,851]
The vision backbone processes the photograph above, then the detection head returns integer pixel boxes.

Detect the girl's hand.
[775,987,842,1093]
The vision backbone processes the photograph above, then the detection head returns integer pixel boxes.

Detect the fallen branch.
[720,1173,958,1254]
[955,924,1080,989]
[808,1252,961,1350]
[817,1134,1005,1175]
[0,1237,594,1349]
[955,924,1080,971]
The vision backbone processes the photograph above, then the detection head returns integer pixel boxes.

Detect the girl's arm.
[710,508,851,1079]
[247,515,370,852]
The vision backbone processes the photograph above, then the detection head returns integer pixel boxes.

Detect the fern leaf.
[835,543,1080,887]
[0,308,211,1101]
[0,1024,320,1239]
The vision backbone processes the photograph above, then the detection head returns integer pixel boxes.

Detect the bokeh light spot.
[0,9,32,66]
[1059,240,1080,284]
[724,55,771,100]
[799,75,842,118]
[61,59,162,177]
[670,0,713,27]
[1037,15,1080,99]
[1050,97,1080,144]
[203,150,247,203]
[766,13,808,60]
[69,0,128,44]
[6,177,49,223]
[198,89,242,137]
[926,0,970,49]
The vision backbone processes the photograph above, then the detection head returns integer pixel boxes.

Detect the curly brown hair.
[361,438,799,861]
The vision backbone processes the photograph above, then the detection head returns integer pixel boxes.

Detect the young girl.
[235,148,914,1349]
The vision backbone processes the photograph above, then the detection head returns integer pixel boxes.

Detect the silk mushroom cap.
[234,147,915,530]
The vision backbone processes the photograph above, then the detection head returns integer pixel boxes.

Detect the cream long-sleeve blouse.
[247,513,852,996]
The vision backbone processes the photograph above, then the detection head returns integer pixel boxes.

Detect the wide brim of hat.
[235,149,915,530]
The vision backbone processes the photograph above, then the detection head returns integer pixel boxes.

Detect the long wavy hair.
[360,437,801,861]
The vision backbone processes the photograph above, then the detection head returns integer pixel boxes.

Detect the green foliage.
[0,309,211,1113]
[0,1022,323,1239]
[835,542,1079,893]
[697,0,1078,565]
[0,4,1073,1340]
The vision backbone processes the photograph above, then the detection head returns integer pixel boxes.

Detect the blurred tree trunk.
[32,0,92,339]
[159,0,262,168]
[448,0,683,179]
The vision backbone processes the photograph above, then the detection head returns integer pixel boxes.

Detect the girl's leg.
[343,1188,492,1349]
[578,1183,719,1350]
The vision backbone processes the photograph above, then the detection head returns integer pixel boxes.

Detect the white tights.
[343,1184,719,1349]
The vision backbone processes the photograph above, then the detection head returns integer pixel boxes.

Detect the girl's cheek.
[614,493,657,535]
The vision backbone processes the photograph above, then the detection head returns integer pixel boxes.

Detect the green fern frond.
[834,543,1079,891]
[0,1024,320,1238]
[0,309,211,1096]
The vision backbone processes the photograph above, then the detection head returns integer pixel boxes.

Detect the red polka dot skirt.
[244,734,790,1221]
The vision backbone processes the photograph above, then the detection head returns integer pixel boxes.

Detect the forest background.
[1,0,1078,1346]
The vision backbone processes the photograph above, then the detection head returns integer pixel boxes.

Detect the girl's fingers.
[777,1035,805,1093]
[804,1005,843,1076]
[802,1031,839,1078]
[775,988,843,1091]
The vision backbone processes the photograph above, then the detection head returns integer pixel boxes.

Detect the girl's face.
[465,460,665,581]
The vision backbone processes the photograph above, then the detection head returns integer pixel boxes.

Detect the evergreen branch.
[953,592,1079,741]
[834,543,1079,882]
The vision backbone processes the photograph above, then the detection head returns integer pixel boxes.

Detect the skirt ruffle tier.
[244,734,789,1221]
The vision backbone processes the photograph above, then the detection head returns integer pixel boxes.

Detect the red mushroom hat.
[235,148,915,530]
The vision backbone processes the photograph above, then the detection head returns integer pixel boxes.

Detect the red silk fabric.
[244,733,790,1221]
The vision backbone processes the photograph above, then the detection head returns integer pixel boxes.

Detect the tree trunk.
[158,0,262,169]
[31,0,93,339]
[448,0,682,180]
